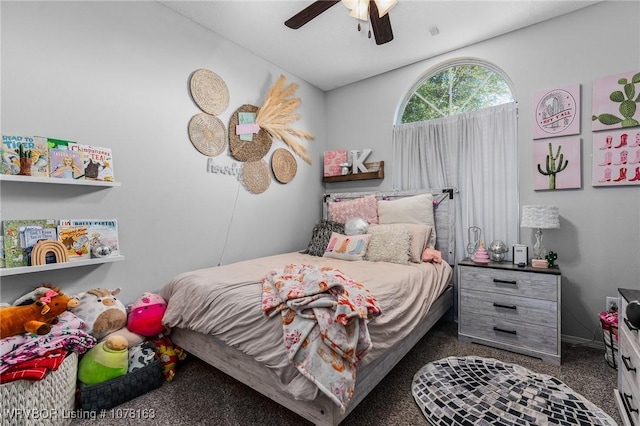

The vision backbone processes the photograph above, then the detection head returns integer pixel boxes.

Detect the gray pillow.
[302,220,345,256]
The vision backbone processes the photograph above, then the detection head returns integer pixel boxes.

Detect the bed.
[159,189,456,425]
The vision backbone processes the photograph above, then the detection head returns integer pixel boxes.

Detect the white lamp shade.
[520,205,560,229]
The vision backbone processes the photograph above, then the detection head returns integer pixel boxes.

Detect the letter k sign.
[350,149,372,173]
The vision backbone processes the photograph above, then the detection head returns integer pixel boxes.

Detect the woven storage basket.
[77,358,163,412]
[0,352,77,426]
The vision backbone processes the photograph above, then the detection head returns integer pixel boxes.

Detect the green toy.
[78,335,128,385]
[545,251,558,267]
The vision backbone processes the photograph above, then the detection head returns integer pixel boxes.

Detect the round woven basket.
[188,113,227,157]
[189,69,230,116]
[241,159,271,194]
[228,104,272,162]
[271,148,297,183]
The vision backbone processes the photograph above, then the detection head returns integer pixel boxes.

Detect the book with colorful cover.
[69,144,114,181]
[49,148,83,179]
[43,137,77,150]
[60,219,119,257]
[1,135,26,175]
[57,225,91,260]
[23,137,50,177]
[2,219,57,267]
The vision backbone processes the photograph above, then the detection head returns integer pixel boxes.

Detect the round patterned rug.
[412,356,616,426]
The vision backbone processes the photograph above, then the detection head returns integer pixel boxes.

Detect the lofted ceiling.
[158,0,601,91]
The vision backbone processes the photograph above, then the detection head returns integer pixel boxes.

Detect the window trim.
[395,57,517,124]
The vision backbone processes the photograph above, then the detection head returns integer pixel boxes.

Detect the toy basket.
[76,358,163,412]
[0,352,78,426]
[600,310,618,369]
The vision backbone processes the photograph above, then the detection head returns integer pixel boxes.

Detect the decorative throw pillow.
[328,194,379,224]
[402,224,433,263]
[365,224,411,265]
[302,220,345,257]
[377,194,436,248]
[323,232,370,261]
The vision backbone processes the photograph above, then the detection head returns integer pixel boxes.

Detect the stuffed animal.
[70,288,127,339]
[77,334,129,385]
[150,335,186,382]
[0,285,79,339]
[127,293,167,337]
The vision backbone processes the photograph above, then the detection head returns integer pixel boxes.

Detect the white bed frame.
[170,189,456,425]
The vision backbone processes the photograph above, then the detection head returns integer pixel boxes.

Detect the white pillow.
[323,232,370,261]
[377,194,436,248]
[365,224,411,265]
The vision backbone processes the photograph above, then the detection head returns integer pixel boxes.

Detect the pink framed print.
[533,84,580,139]
[592,129,640,186]
[592,71,640,131]
[534,138,581,190]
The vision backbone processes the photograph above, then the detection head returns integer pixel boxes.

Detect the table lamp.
[520,205,560,259]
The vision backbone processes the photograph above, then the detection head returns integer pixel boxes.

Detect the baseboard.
[561,333,605,350]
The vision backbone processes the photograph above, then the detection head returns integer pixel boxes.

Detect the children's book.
[3,219,57,267]
[57,225,91,260]
[69,144,114,181]
[23,137,50,177]
[1,135,27,175]
[43,137,77,151]
[59,219,119,257]
[49,148,83,179]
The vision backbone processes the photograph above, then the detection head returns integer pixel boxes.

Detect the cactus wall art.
[534,138,581,190]
[592,71,640,131]
[533,84,580,139]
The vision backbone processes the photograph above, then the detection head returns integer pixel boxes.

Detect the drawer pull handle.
[624,317,639,332]
[493,326,517,335]
[493,279,517,285]
[493,303,517,310]
[622,393,638,414]
[622,355,637,372]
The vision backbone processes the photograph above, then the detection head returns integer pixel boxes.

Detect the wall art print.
[533,84,580,139]
[534,138,581,190]
[592,70,640,131]
[592,129,640,187]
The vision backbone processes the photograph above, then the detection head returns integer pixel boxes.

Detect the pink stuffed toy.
[126,293,167,337]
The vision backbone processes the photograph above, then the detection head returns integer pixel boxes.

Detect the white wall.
[1,1,327,304]
[325,1,640,340]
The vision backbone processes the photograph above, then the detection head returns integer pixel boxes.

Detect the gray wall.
[324,1,640,341]
[1,1,326,305]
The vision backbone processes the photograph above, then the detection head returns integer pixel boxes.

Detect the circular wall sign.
[535,89,577,136]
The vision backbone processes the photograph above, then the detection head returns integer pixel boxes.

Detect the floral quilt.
[261,264,382,412]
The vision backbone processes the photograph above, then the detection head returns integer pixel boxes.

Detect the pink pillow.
[328,194,378,224]
[421,248,442,263]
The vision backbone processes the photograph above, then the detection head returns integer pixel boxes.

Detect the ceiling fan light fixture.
[373,0,397,17]
[347,1,370,21]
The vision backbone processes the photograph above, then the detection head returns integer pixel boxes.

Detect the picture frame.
[533,84,580,139]
[512,244,528,265]
[534,138,582,190]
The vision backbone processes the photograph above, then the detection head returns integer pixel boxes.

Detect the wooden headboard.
[322,189,457,266]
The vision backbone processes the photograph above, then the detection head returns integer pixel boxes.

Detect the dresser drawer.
[620,296,640,349]
[619,369,640,426]
[459,266,557,301]
[620,324,640,398]
[459,312,558,354]
[460,289,557,328]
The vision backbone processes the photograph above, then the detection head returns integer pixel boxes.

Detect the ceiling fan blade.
[285,0,341,29]
[369,1,394,45]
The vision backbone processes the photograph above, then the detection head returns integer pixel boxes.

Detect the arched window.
[398,59,515,124]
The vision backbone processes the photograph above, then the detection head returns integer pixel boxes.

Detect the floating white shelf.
[0,255,125,277]
[0,174,121,187]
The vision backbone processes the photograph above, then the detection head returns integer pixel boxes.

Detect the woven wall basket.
[271,148,297,183]
[241,159,271,194]
[188,113,227,157]
[228,104,272,162]
[189,69,229,116]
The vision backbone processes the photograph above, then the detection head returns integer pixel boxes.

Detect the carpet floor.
[71,319,621,425]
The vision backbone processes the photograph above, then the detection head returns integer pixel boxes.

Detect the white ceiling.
[158,0,601,91]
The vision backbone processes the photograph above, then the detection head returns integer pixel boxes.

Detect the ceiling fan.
[285,0,395,45]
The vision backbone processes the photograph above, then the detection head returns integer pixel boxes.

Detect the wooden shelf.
[0,255,125,277]
[323,161,384,183]
[0,174,121,187]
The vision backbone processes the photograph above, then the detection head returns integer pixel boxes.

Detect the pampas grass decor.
[256,75,315,164]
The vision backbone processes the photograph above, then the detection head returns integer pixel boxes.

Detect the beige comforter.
[159,252,452,400]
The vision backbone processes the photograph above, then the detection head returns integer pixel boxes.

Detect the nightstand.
[457,259,562,365]
[615,288,640,426]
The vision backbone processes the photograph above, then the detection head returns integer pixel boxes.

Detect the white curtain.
[392,102,519,264]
